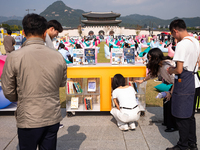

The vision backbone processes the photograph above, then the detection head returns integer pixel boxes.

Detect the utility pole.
[26,9,36,14]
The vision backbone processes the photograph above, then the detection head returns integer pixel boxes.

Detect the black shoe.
[189,143,198,150]
[165,128,178,132]
[166,145,191,150]
[166,145,181,150]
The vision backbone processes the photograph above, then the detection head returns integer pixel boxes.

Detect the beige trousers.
[110,107,140,126]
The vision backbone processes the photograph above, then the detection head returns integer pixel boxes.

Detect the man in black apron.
[166,19,199,150]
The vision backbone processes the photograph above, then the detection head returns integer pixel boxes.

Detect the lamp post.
[26,9,36,14]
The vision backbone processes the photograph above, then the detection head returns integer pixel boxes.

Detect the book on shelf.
[84,97,93,110]
[66,81,82,94]
[84,48,96,65]
[111,48,123,65]
[73,82,79,93]
[73,49,84,65]
[129,81,138,93]
[87,79,96,92]
[123,48,135,64]
[76,82,83,93]
[71,97,79,109]
[67,81,74,94]
[73,82,82,94]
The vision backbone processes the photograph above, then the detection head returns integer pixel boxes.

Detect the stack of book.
[71,97,79,109]
[84,97,93,110]
[66,81,82,94]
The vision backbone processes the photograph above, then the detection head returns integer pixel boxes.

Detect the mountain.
[2,20,22,26]
[119,14,200,28]
[0,1,199,28]
[0,16,23,23]
[40,0,85,27]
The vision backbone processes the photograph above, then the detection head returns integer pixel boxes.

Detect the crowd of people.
[1,13,200,150]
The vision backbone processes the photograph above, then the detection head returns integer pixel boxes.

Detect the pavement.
[1,107,200,150]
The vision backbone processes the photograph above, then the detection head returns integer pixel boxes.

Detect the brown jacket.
[3,35,15,53]
[1,37,67,128]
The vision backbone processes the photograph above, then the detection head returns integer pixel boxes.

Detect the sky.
[0,0,200,20]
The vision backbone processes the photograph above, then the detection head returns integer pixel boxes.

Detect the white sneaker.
[129,122,136,130]
[119,124,129,131]
[59,124,64,129]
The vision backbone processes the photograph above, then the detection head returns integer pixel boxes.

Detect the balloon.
[0,86,12,109]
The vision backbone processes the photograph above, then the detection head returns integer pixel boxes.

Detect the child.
[58,43,73,63]
[110,74,140,131]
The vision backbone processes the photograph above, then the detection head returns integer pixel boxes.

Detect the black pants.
[175,88,199,149]
[163,98,176,129]
[18,123,60,150]
[163,85,176,129]
[175,114,196,149]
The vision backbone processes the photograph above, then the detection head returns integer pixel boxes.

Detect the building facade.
[81,12,122,26]
[59,11,165,38]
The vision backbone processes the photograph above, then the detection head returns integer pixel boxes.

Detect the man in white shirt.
[167,19,200,150]
[45,20,63,49]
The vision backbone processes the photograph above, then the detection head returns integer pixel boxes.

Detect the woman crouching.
[110,74,140,131]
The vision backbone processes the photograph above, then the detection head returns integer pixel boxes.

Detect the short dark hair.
[47,20,63,33]
[22,13,47,37]
[112,74,125,90]
[75,43,82,49]
[58,43,65,49]
[7,30,12,35]
[169,19,187,32]
[124,43,130,48]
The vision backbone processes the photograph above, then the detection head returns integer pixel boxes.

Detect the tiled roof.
[82,12,121,18]
[81,20,122,25]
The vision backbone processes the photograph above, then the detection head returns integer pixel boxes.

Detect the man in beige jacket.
[1,14,67,150]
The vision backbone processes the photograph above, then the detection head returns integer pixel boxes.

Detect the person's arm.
[135,74,151,84]
[167,61,183,75]
[113,98,120,110]
[165,84,174,101]
[1,56,18,102]
[60,58,67,87]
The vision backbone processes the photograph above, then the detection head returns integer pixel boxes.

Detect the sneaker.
[59,124,64,129]
[166,145,190,150]
[119,124,129,131]
[164,128,178,132]
[166,145,181,150]
[188,143,198,150]
[129,122,136,130]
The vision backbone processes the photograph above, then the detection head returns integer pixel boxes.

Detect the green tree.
[10,25,18,31]
[0,23,10,30]
[0,24,22,31]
